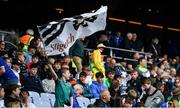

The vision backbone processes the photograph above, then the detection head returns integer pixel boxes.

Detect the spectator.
[11,60,21,86]
[169,88,180,107]
[104,70,115,88]
[0,41,6,51]
[148,38,161,59]
[82,65,93,86]
[19,29,34,53]
[138,78,164,107]
[127,70,141,95]
[77,72,93,99]
[16,52,28,83]
[48,64,73,107]
[90,43,106,78]
[94,89,111,107]
[132,33,143,51]
[53,60,61,78]
[0,85,5,107]
[0,56,18,85]
[24,45,36,64]
[20,88,36,108]
[22,64,44,93]
[136,57,150,78]
[42,67,55,93]
[73,84,83,108]
[109,79,121,105]
[4,84,21,107]
[110,31,123,56]
[69,37,85,74]
[90,72,106,98]
[30,36,43,52]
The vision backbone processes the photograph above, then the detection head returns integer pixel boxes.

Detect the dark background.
[0,0,180,55]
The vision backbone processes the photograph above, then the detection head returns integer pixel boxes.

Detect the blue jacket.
[0,57,18,85]
[90,81,106,98]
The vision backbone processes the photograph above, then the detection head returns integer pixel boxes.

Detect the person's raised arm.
[48,63,58,80]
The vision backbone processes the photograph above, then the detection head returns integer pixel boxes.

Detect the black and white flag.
[37,6,107,56]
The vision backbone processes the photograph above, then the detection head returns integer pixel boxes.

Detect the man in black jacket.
[94,89,111,107]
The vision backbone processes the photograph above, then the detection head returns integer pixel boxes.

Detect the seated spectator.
[174,76,180,88]
[136,57,150,78]
[104,69,115,88]
[11,60,21,86]
[22,64,44,93]
[73,84,83,108]
[0,56,18,85]
[122,97,133,108]
[24,45,36,64]
[82,65,93,86]
[0,85,5,107]
[127,70,141,95]
[108,79,121,106]
[169,88,180,107]
[4,84,21,107]
[94,89,111,107]
[42,69,55,93]
[77,72,93,99]
[20,88,36,108]
[27,54,39,71]
[138,78,164,107]
[90,72,106,98]
[53,60,61,78]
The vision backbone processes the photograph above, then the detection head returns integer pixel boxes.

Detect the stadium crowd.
[0,29,180,108]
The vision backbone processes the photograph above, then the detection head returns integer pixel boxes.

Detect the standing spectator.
[123,33,133,58]
[69,37,85,75]
[110,31,123,56]
[48,64,73,107]
[90,43,106,78]
[94,89,111,107]
[132,33,143,51]
[19,29,34,53]
[148,38,161,59]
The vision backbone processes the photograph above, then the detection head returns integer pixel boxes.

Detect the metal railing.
[85,46,152,62]
[0,30,18,49]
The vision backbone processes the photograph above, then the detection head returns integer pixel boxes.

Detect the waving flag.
[37,6,107,56]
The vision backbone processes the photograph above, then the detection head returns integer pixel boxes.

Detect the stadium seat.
[40,93,55,107]
[76,96,90,107]
[33,98,51,107]
[29,91,40,103]
[90,98,98,104]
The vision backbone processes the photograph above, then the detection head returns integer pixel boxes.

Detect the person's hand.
[21,92,29,103]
